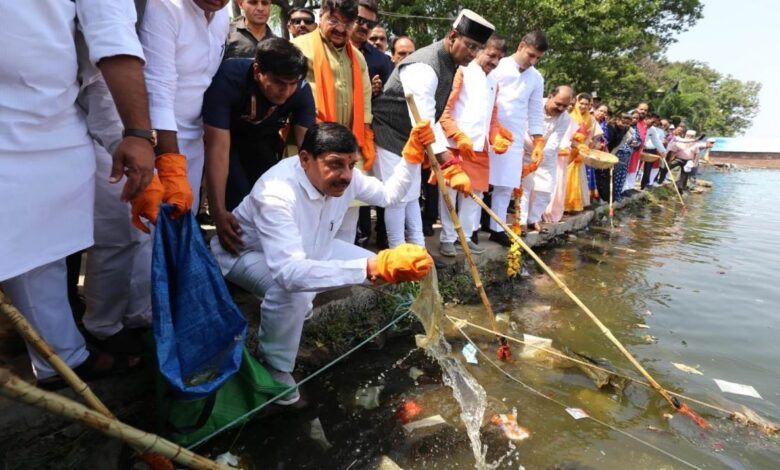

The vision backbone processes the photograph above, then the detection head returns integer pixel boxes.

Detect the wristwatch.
[122,129,158,147]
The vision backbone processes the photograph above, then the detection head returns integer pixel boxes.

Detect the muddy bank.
[0,181,700,469]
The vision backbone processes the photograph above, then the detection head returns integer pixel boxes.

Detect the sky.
[665,0,779,139]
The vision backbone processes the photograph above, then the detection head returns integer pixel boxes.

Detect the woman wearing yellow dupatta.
[564,93,600,212]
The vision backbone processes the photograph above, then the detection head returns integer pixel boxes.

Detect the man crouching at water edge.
[211,121,436,404]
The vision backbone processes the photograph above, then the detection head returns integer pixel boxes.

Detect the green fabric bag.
[157,347,289,447]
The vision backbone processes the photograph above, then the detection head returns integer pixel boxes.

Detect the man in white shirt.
[139,0,231,210]
[640,112,667,189]
[371,10,493,247]
[0,1,156,386]
[520,85,574,232]
[487,31,547,247]
[211,122,435,404]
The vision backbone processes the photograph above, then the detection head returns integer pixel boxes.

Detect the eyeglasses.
[324,14,354,29]
[355,15,379,29]
[461,38,485,54]
[289,17,315,25]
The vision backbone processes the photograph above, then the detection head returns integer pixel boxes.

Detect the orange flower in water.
[677,403,710,429]
[396,399,423,424]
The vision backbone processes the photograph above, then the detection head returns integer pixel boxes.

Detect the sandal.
[36,349,141,391]
[529,222,550,234]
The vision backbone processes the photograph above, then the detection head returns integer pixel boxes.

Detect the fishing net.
[409,264,445,349]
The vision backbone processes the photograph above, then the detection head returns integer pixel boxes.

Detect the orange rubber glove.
[375,243,433,283]
[558,148,571,159]
[402,119,435,164]
[452,131,476,161]
[512,187,523,199]
[361,126,376,172]
[156,153,192,219]
[492,127,513,154]
[130,174,164,233]
[531,136,544,163]
[442,163,472,194]
[572,132,587,144]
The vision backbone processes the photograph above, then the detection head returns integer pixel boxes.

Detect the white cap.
[685,130,696,138]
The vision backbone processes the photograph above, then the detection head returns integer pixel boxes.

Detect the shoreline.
[710,155,780,169]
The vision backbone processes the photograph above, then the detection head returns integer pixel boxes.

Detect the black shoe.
[470,231,479,245]
[489,231,511,247]
[422,225,434,237]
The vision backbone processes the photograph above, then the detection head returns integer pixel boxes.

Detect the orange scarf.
[311,30,365,147]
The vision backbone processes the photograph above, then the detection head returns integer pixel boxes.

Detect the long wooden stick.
[471,195,687,411]
[660,157,686,208]
[0,368,232,470]
[0,291,113,417]
[404,94,508,355]
[609,167,614,218]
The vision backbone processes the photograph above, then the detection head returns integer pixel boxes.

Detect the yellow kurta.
[291,30,372,127]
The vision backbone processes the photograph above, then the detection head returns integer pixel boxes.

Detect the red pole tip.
[677,403,710,430]
[496,344,512,362]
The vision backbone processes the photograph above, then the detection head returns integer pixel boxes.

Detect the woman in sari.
[564,93,602,213]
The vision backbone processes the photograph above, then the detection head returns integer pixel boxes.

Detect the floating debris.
[462,343,479,365]
[519,333,553,360]
[714,379,762,399]
[307,417,332,450]
[565,408,589,420]
[354,385,384,410]
[215,451,240,467]
[490,414,530,441]
[636,323,650,329]
[408,367,424,381]
[672,362,703,375]
[641,334,658,344]
[396,399,423,424]
[403,414,447,433]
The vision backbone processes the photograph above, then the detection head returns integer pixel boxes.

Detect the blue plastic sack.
[152,205,247,399]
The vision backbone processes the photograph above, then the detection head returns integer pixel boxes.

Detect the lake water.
[219,168,780,469]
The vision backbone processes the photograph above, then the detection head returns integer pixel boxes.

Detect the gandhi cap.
[453,9,494,44]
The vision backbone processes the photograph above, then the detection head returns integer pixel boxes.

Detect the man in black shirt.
[203,38,315,254]
[225,0,276,59]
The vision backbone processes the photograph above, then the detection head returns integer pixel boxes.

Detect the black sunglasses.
[356,15,379,29]
[289,17,315,25]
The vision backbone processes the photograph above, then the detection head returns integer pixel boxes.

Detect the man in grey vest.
[371,9,494,248]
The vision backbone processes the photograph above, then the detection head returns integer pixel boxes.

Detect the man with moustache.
[520,85,574,231]
[368,25,389,52]
[371,10,494,247]
[210,122,435,404]
[225,0,275,59]
[391,36,416,64]
[487,31,547,247]
[437,35,512,256]
[292,0,374,245]
[287,7,317,38]
[203,38,315,256]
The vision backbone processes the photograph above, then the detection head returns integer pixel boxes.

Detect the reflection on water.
[218,169,780,469]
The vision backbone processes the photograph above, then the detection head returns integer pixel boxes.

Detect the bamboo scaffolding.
[471,194,709,427]
[0,291,112,417]
[0,368,232,470]
[660,157,687,208]
[404,94,510,359]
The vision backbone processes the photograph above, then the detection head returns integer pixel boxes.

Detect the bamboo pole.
[404,94,510,358]
[609,167,614,218]
[471,194,704,420]
[0,291,113,417]
[660,157,686,208]
[0,368,232,470]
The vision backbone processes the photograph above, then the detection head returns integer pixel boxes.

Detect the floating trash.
[408,367,424,381]
[396,399,423,424]
[354,385,384,410]
[714,379,762,399]
[672,362,703,375]
[565,407,589,420]
[307,417,332,450]
[641,334,658,344]
[403,414,447,433]
[462,343,479,364]
[636,323,650,329]
[215,451,240,467]
[519,333,553,360]
[490,414,530,441]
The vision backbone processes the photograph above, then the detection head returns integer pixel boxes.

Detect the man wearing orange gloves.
[372,9,494,247]
[487,31,548,247]
[211,121,435,404]
[139,0,230,215]
[437,35,512,257]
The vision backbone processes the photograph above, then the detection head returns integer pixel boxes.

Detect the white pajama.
[439,189,482,243]
[2,259,89,379]
[180,136,206,213]
[374,145,424,247]
[489,186,514,232]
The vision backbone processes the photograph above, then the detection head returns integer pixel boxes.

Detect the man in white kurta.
[211,122,434,404]
[140,0,230,208]
[487,32,547,246]
[0,1,155,381]
[519,86,574,229]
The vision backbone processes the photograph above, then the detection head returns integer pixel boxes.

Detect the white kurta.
[522,107,573,193]
[488,57,545,188]
[0,1,144,281]
[445,62,498,152]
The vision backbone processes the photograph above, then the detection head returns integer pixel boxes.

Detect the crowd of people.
[1,0,714,406]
